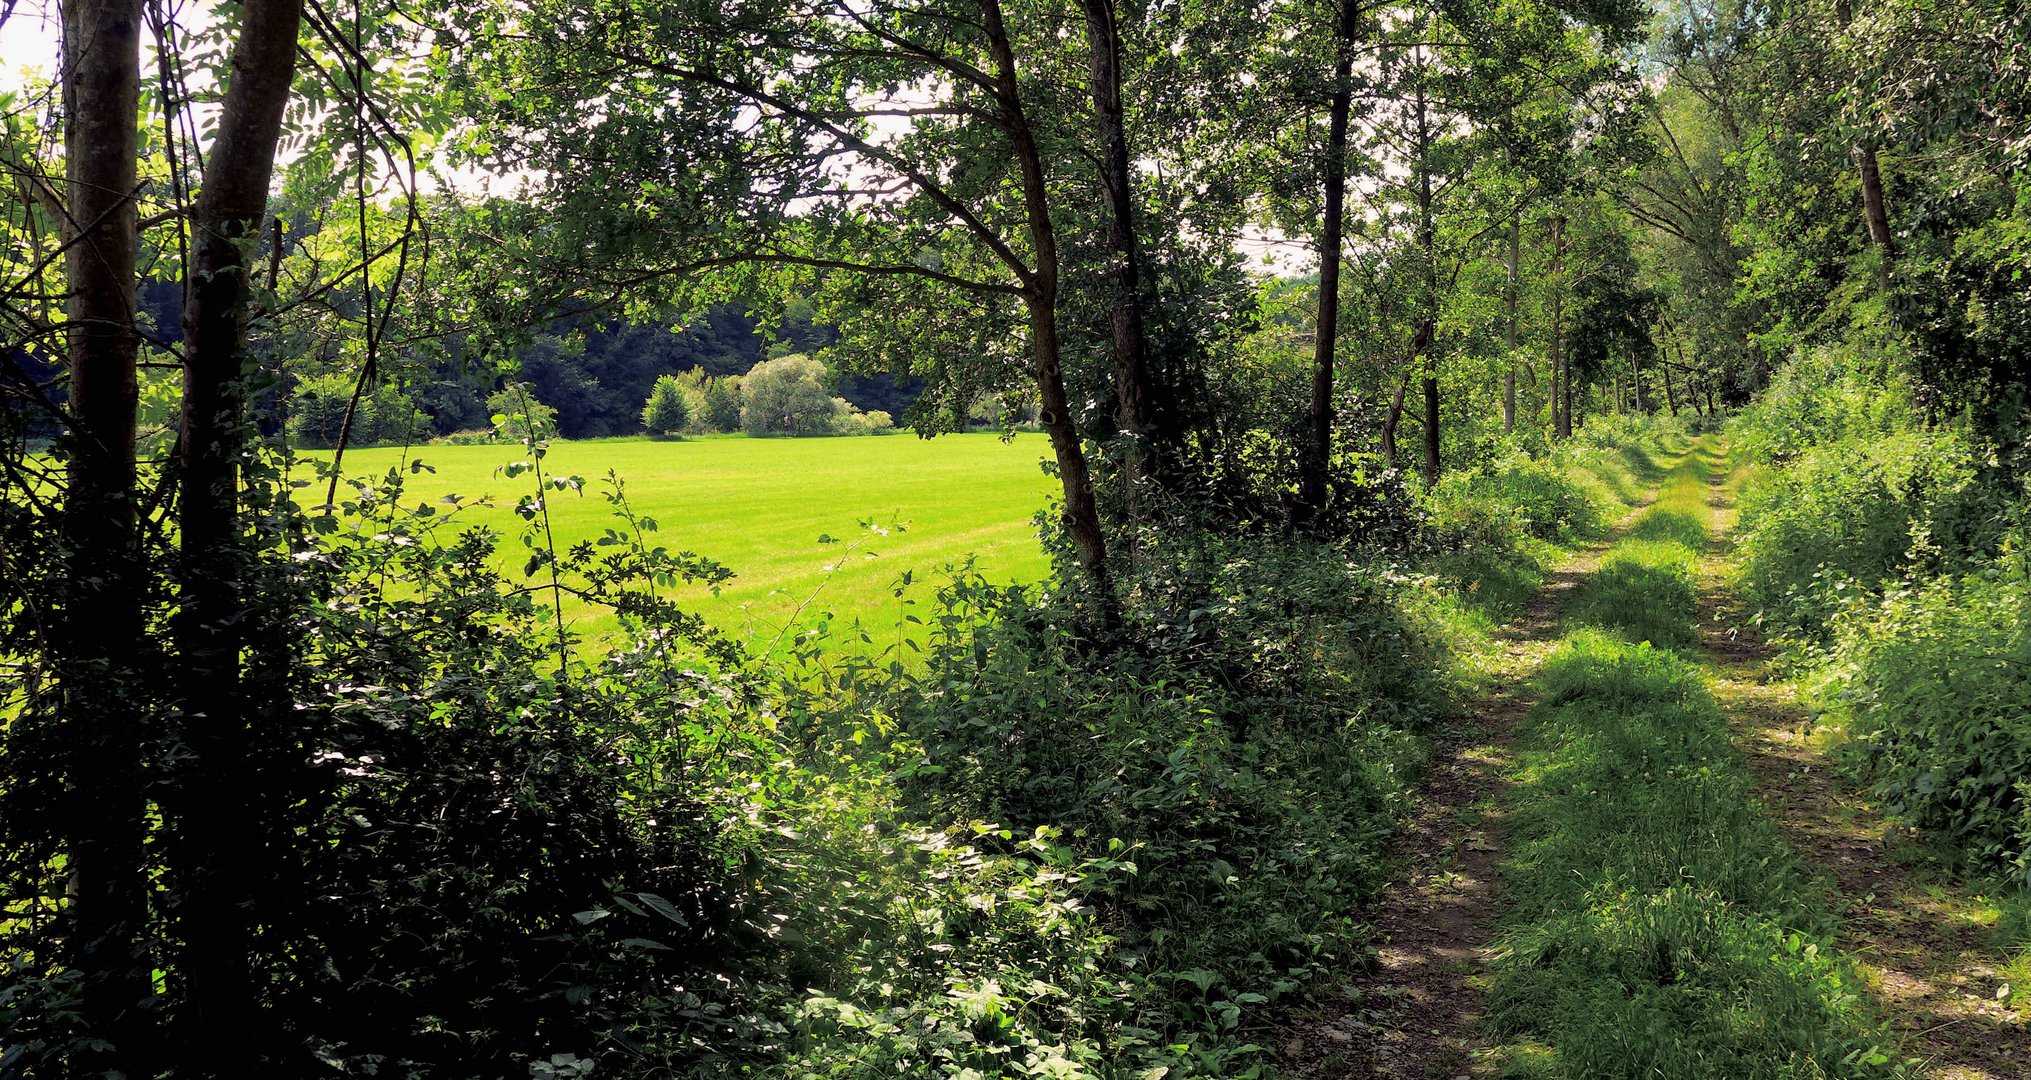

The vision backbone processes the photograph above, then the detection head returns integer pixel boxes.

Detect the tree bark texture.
[1077,0,1161,508]
[1413,81,1440,485]
[58,0,153,1067]
[173,0,306,1066]
[1301,0,1360,519]
[983,0,1112,599]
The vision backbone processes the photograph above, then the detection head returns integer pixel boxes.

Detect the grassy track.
[1485,439,1909,1078]
[309,433,1058,648]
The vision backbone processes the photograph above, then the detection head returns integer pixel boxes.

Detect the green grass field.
[309,433,1059,651]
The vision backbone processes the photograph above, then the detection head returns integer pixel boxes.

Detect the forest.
[0,0,2026,1076]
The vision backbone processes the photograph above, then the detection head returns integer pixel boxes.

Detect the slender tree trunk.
[984,0,1110,598]
[1835,0,1894,259]
[173,0,305,1067]
[1381,365,1410,470]
[1661,357,1679,416]
[1414,80,1440,486]
[1300,0,1360,519]
[58,0,153,1070]
[1629,355,1645,413]
[1855,143,1893,255]
[1077,0,1161,508]
[1502,211,1518,434]
[1550,215,1570,440]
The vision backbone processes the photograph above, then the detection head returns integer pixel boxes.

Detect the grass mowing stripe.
[1485,439,1909,1080]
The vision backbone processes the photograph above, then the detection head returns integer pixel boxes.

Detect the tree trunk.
[1855,143,1893,256]
[1550,215,1570,441]
[1836,0,1894,259]
[1300,0,1360,519]
[1661,357,1679,416]
[1502,211,1518,434]
[57,0,153,1069]
[173,0,306,1066]
[1413,79,1440,486]
[1381,366,1410,470]
[1077,0,1161,510]
[983,0,1111,599]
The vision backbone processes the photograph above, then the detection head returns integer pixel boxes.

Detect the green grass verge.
[1485,438,1909,1079]
[1487,631,1908,1079]
[307,433,1058,648]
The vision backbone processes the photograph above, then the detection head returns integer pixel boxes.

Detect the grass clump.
[1487,632,1908,1080]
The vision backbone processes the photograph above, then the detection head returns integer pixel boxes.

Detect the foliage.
[287,371,432,449]
[488,382,561,442]
[641,373,692,435]
[1819,560,2031,881]
[740,354,846,437]
[701,376,744,434]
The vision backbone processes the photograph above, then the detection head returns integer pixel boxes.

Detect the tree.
[702,375,744,433]
[489,383,560,441]
[740,353,845,435]
[55,0,153,1069]
[642,373,692,435]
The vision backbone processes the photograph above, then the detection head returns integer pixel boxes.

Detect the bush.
[840,408,893,436]
[1823,563,2031,877]
[488,382,560,442]
[740,354,844,435]
[701,376,743,433]
[641,374,691,436]
[288,371,431,449]
[1736,429,1977,647]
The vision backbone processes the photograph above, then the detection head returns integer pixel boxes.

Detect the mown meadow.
[311,433,1058,648]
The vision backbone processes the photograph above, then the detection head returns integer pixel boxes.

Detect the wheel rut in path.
[1696,446,2031,1080]
[1273,490,1661,1080]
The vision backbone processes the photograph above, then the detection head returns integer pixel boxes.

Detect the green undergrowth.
[1486,632,1908,1079]
[1733,353,2031,893]
[1424,418,1686,643]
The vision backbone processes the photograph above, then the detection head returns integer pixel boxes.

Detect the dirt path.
[1697,440,2031,1080]
[1274,491,1661,1080]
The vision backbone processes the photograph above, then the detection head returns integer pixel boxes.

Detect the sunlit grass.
[306,433,1059,650]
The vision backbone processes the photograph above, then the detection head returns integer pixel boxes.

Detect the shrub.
[740,354,843,435]
[487,382,560,442]
[1736,429,1976,647]
[641,374,691,436]
[701,376,743,433]
[1823,563,2031,877]
[841,408,894,436]
[288,371,431,449]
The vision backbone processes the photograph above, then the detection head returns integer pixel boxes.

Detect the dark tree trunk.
[1413,80,1440,485]
[984,0,1111,598]
[1381,366,1410,470]
[1502,212,1518,434]
[1300,0,1361,519]
[1550,215,1570,440]
[1661,357,1679,416]
[1835,0,1894,259]
[57,0,153,1070]
[1856,143,1893,256]
[1077,0,1161,509]
[173,0,306,1066]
